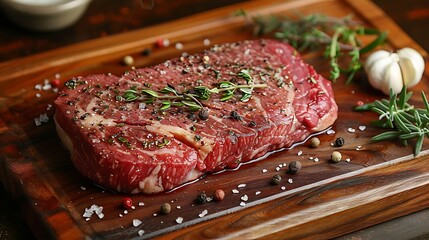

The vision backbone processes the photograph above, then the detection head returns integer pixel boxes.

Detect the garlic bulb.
[364,47,425,95]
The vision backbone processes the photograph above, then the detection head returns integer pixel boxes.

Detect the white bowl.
[0,0,92,31]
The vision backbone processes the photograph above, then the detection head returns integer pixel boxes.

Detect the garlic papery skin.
[364,47,425,95]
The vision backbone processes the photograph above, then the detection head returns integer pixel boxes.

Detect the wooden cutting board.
[1,0,429,239]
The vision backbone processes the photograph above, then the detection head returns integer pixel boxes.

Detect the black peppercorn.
[230,111,243,121]
[335,137,345,147]
[248,121,256,127]
[198,108,209,120]
[288,161,302,174]
[195,191,207,204]
[270,174,282,185]
[187,112,197,121]
[142,48,152,56]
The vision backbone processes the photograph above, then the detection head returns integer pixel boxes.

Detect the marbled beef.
[54,39,338,194]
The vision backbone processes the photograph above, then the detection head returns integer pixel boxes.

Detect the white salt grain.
[80,186,86,191]
[255,191,261,195]
[240,202,246,207]
[346,158,351,162]
[288,178,293,184]
[297,150,303,156]
[359,125,366,131]
[176,217,184,224]
[347,128,356,133]
[138,230,145,236]
[232,189,239,194]
[124,210,128,214]
[199,209,208,218]
[313,158,319,162]
[138,202,145,206]
[262,169,268,173]
[133,219,142,227]
[281,186,286,191]
[36,93,42,98]
[327,129,335,135]
[238,184,246,188]
[34,118,42,126]
[275,167,280,171]
[35,84,42,90]
[241,195,249,201]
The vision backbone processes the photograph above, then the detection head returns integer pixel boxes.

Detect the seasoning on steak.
[54,39,338,194]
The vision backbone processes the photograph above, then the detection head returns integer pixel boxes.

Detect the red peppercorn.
[155,38,169,48]
[214,189,225,201]
[356,100,364,106]
[122,197,133,209]
[51,78,61,88]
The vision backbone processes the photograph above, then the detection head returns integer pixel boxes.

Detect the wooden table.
[1,0,429,239]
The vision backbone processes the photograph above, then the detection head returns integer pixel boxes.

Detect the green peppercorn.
[331,151,342,162]
[309,137,320,148]
[288,160,302,174]
[270,174,282,185]
[160,203,171,214]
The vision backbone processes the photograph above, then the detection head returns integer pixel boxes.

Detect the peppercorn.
[195,191,207,204]
[288,160,302,174]
[51,78,61,88]
[123,55,134,66]
[270,174,282,185]
[309,137,320,148]
[142,48,152,56]
[160,203,171,215]
[331,151,342,162]
[198,108,209,120]
[230,111,242,121]
[122,197,133,209]
[334,137,345,147]
[214,189,225,201]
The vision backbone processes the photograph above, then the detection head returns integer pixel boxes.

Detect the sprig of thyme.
[355,87,429,156]
[121,69,267,111]
[238,11,388,83]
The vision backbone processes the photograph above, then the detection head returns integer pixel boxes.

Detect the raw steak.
[54,39,338,194]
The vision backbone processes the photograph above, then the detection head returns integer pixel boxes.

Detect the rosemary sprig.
[121,70,267,111]
[238,11,388,83]
[355,87,429,156]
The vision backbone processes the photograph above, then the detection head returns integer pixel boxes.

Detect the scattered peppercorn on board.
[1,0,429,239]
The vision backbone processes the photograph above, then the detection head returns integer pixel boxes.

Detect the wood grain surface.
[1,0,429,239]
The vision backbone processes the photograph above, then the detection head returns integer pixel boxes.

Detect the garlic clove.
[367,53,399,91]
[383,61,403,95]
[397,47,425,87]
[364,50,391,76]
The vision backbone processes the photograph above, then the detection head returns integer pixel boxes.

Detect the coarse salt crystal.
[39,113,49,123]
[176,217,184,224]
[124,210,128,214]
[240,202,246,207]
[297,150,303,156]
[241,195,249,201]
[42,84,52,90]
[97,213,104,219]
[133,219,142,227]
[131,206,136,210]
[359,125,366,131]
[36,93,42,98]
[138,230,145,236]
[35,84,42,90]
[255,191,261,195]
[275,167,280,171]
[232,189,239,194]
[313,158,319,162]
[281,186,286,191]
[138,202,145,206]
[288,178,293,184]
[80,186,86,191]
[119,214,123,217]
[176,206,181,209]
[346,158,351,162]
[198,209,208,218]
[327,129,335,135]
[238,184,246,188]
[262,169,268,173]
[347,128,356,133]
[153,213,157,217]
[34,118,42,126]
